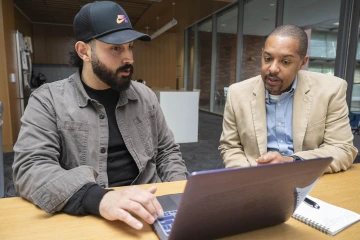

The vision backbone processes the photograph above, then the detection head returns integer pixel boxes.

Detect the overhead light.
[221,24,226,27]
[270,3,275,6]
[151,19,178,39]
[333,22,339,26]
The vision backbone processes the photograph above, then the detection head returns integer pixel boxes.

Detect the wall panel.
[32,24,73,64]
[0,0,20,152]
[0,0,12,151]
[14,7,32,37]
[132,32,177,89]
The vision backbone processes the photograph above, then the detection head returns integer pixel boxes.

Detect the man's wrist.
[82,184,113,217]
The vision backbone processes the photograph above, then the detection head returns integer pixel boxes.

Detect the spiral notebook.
[292,196,360,236]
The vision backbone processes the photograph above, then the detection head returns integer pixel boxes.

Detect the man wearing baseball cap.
[13,1,188,230]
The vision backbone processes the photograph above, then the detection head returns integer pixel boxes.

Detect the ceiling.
[13,0,158,26]
[198,0,341,36]
[17,0,342,38]
[14,0,233,34]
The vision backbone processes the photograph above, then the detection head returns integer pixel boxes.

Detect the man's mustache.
[265,73,282,81]
[117,64,133,73]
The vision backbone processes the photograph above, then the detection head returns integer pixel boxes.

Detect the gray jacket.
[13,71,188,213]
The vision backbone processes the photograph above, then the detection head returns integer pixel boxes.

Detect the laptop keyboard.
[158,210,177,236]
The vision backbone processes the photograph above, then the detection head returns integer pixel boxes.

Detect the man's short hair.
[266,24,308,59]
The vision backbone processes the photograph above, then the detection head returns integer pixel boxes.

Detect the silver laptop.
[153,157,332,240]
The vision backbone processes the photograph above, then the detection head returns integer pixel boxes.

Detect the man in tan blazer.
[219,25,357,173]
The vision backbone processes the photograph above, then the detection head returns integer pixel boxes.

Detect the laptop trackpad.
[157,193,182,211]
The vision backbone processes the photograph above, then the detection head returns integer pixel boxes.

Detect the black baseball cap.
[73,1,151,44]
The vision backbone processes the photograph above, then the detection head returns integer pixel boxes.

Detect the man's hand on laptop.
[99,186,164,230]
[256,151,293,165]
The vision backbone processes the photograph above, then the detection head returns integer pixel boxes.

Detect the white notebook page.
[292,196,360,236]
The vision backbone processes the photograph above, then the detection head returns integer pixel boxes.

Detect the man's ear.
[300,55,309,68]
[75,41,92,62]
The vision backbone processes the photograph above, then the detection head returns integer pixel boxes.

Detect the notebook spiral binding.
[293,190,331,235]
[292,214,331,234]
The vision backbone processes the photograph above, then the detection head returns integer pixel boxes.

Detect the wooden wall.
[14,7,33,61]
[29,24,178,89]
[0,0,11,151]
[132,32,177,89]
[32,24,73,64]
[0,0,20,152]
[14,7,32,37]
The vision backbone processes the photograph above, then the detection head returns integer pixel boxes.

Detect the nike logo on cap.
[117,15,128,24]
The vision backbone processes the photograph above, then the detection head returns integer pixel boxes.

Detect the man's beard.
[91,54,133,92]
[263,73,284,94]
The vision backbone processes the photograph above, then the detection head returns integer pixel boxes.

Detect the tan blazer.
[219,70,358,173]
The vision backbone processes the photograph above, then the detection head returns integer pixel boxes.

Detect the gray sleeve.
[149,90,189,181]
[12,85,97,213]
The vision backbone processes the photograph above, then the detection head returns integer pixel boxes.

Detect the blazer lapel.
[293,71,312,152]
[251,77,268,156]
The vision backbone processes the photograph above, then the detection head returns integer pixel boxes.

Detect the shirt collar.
[265,75,298,104]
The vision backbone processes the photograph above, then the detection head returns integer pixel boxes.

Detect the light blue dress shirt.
[265,77,297,156]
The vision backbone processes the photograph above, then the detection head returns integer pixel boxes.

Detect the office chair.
[0,102,4,197]
[349,112,360,135]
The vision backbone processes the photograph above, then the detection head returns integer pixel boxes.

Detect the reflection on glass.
[241,0,276,82]
[214,6,238,114]
[284,0,340,75]
[353,43,360,127]
[198,19,213,111]
[186,27,195,91]
[351,53,360,112]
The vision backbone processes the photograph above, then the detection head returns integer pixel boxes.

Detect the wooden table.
[1,164,359,240]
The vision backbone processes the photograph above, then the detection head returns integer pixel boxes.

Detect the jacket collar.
[71,69,139,108]
[250,71,311,155]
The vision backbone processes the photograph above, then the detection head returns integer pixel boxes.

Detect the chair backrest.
[0,101,4,197]
[349,112,360,127]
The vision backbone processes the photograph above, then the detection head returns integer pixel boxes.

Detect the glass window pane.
[197,19,213,111]
[241,0,276,81]
[284,0,341,75]
[351,34,360,112]
[214,6,238,114]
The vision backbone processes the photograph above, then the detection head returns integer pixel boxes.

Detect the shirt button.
[277,103,281,106]
[99,114,105,119]
[282,152,285,155]
[280,140,283,143]
[100,147,106,153]
[278,122,281,126]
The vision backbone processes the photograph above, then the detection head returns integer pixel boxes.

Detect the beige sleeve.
[218,85,251,168]
[295,80,358,173]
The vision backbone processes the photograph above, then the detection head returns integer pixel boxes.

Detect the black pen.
[304,197,320,209]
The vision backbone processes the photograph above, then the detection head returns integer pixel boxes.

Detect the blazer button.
[99,114,105,119]
[100,147,106,153]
